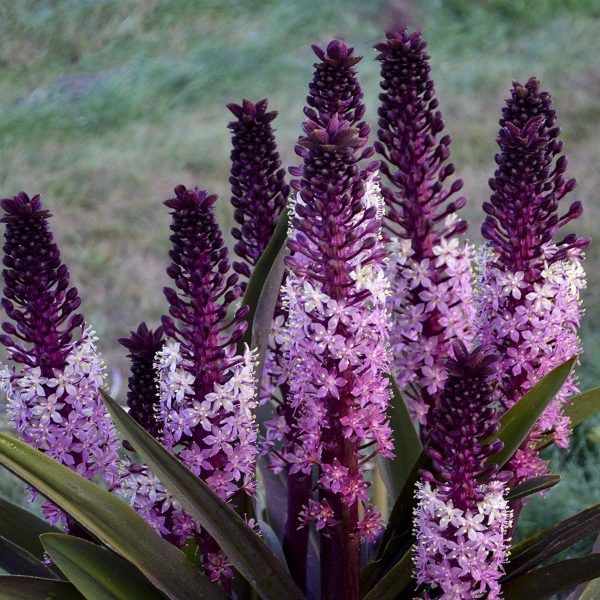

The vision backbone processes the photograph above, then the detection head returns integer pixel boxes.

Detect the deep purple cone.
[118,322,164,438]
[227,98,289,285]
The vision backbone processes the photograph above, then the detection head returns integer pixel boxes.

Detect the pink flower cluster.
[414,480,512,599]
[284,167,393,540]
[387,224,474,425]
[478,252,586,479]
[2,327,120,523]
[155,341,259,498]
[374,30,474,429]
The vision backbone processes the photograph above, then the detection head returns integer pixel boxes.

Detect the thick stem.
[320,433,360,600]
[283,472,311,593]
[320,492,360,599]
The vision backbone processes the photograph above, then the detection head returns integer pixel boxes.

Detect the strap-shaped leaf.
[0,536,58,579]
[102,391,304,600]
[502,554,600,599]
[505,502,600,580]
[0,575,84,600]
[538,386,600,448]
[377,374,422,503]
[362,548,414,600]
[41,533,165,600]
[0,496,60,561]
[241,207,288,350]
[506,474,560,502]
[487,356,577,469]
[0,433,224,600]
[252,244,286,391]
[565,386,600,429]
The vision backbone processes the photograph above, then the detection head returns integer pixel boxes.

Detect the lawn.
[1,0,600,565]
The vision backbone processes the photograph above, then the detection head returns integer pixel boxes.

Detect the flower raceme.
[478,78,589,483]
[284,86,393,596]
[263,41,378,593]
[120,185,259,582]
[374,29,475,431]
[0,192,120,525]
[414,341,512,600]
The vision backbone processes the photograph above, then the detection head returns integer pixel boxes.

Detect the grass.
[1,0,600,589]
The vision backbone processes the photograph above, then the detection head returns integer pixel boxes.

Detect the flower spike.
[120,185,258,583]
[413,341,512,599]
[118,322,164,439]
[374,29,475,430]
[0,192,120,526]
[478,78,589,484]
[283,38,393,598]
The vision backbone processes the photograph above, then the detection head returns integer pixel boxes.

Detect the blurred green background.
[1,0,600,574]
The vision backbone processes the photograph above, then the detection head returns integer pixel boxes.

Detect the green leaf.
[538,386,600,448]
[502,554,600,600]
[0,433,224,600]
[506,474,560,502]
[565,386,600,428]
[361,450,427,594]
[488,356,577,469]
[362,548,414,600]
[240,207,288,350]
[0,536,58,579]
[257,459,287,540]
[102,391,304,600]
[257,521,288,572]
[504,502,600,580]
[251,244,286,391]
[0,575,84,600]
[0,496,60,561]
[41,533,165,600]
[377,374,422,503]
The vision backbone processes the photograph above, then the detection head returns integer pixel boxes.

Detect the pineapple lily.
[0,28,599,600]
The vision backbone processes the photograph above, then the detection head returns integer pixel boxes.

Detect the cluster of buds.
[374,29,475,429]
[118,322,164,439]
[0,192,120,525]
[413,342,512,599]
[228,98,289,286]
[478,78,589,482]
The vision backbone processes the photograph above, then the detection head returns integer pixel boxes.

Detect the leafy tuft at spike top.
[0,27,598,600]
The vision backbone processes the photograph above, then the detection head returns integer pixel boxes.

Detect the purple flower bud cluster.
[414,342,511,599]
[118,322,164,438]
[478,78,589,482]
[228,98,289,284]
[121,185,258,581]
[0,192,120,524]
[282,39,393,598]
[374,30,474,428]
